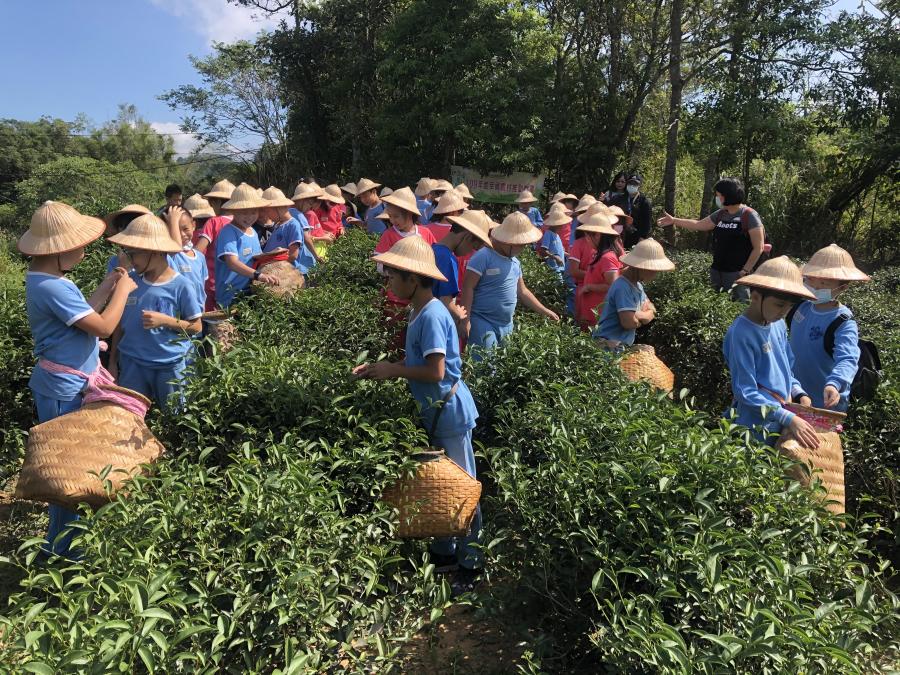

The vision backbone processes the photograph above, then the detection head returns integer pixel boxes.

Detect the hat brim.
[371,252,448,282]
[446,214,493,247]
[187,208,216,219]
[515,197,538,204]
[382,194,421,216]
[265,197,296,208]
[735,276,816,300]
[577,223,618,235]
[107,231,183,254]
[17,215,106,256]
[204,191,233,200]
[801,266,870,282]
[619,252,675,272]
[321,194,345,205]
[492,227,542,246]
[222,199,266,211]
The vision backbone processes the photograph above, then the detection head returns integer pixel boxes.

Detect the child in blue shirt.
[514,190,543,227]
[789,244,870,411]
[460,212,560,358]
[19,200,137,557]
[215,183,280,308]
[261,186,309,273]
[103,204,152,274]
[723,256,820,448]
[164,205,208,304]
[353,235,482,596]
[108,214,203,410]
[593,238,674,349]
[538,216,566,278]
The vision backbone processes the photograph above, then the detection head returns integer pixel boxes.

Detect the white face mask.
[715,195,724,209]
[626,185,639,196]
[806,285,834,304]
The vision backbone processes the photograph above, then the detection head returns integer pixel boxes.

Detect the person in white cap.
[353,236,482,596]
[788,245,872,410]
[724,256,820,447]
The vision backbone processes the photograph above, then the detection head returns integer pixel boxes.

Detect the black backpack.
[786,305,882,402]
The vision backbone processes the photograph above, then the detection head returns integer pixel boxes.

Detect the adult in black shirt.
[657,177,765,301]
[601,171,628,207]
[621,173,652,249]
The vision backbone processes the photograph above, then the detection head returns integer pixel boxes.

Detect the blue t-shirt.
[264,217,307,272]
[417,198,433,224]
[519,206,543,227]
[569,218,579,248]
[364,202,387,235]
[540,229,565,275]
[723,315,804,435]
[215,223,262,308]
[432,243,460,299]
[288,209,316,273]
[167,248,208,303]
[118,272,203,365]
[26,272,99,400]
[467,247,522,328]
[593,276,646,346]
[789,302,860,411]
[405,299,478,436]
[106,253,133,275]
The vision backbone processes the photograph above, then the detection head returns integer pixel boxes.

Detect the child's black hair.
[165,183,182,198]
[394,268,434,290]
[449,222,467,235]
[589,233,620,266]
[112,212,142,233]
[714,177,745,206]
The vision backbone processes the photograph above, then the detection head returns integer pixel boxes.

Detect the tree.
[0,118,80,202]
[160,41,289,185]
[77,104,175,170]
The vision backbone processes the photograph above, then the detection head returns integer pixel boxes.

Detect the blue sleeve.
[466,249,489,277]
[106,256,118,274]
[433,250,460,298]
[420,311,449,357]
[533,208,543,226]
[200,255,209,284]
[539,231,551,249]
[285,220,303,246]
[217,227,239,259]
[47,281,94,327]
[611,280,640,313]
[782,324,806,399]
[179,280,203,321]
[827,318,861,392]
[724,328,795,427]
[295,213,311,231]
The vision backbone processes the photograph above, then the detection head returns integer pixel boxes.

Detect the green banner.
[450,165,546,204]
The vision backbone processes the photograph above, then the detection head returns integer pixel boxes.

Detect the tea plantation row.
[0,231,896,672]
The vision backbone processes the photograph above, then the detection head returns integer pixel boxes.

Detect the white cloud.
[149,0,285,45]
[150,121,201,157]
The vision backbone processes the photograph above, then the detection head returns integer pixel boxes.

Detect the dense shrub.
[307,228,381,292]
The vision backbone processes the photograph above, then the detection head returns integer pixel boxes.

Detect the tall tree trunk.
[663,0,683,215]
[700,153,718,219]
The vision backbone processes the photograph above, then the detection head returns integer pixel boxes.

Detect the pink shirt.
[376,226,437,305]
[578,249,622,326]
[198,215,233,294]
[304,210,326,238]
[316,204,344,237]
[568,237,596,288]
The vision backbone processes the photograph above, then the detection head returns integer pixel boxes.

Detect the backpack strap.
[824,313,851,359]
[785,302,800,331]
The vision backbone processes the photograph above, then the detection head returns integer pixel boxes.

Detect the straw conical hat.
[204,179,236,200]
[433,190,467,216]
[544,208,572,228]
[340,182,358,196]
[737,256,816,299]
[577,212,619,235]
[18,201,106,256]
[550,191,577,204]
[574,194,597,213]
[619,238,675,272]
[356,177,382,195]
[222,183,267,211]
[182,194,215,219]
[455,183,474,200]
[547,202,571,217]
[291,182,324,201]
[379,186,394,197]
[578,201,618,225]
[414,177,435,198]
[255,187,264,198]
[321,184,346,204]
[607,204,633,224]
[446,209,494,247]
[382,187,421,216]
[491,212,542,246]
[261,186,295,208]
[104,204,152,226]
[108,214,182,254]
[432,179,454,193]
[376,211,392,221]
[802,244,870,282]
[515,189,537,204]
[371,234,447,281]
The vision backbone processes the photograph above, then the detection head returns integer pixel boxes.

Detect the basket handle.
[411,449,446,462]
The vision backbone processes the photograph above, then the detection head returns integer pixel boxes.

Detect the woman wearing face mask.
[592,238,674,350]
[787,245,870,411]
[657,177,764,301]
[723,257,819,448]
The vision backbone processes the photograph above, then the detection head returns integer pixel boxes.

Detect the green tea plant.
[307,229,381,291]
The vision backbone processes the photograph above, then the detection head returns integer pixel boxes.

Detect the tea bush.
[307,228,381,292]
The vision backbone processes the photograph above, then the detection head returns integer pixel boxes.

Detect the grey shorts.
[710,268,750,301]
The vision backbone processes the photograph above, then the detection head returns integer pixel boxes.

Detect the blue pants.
[117,355,187,411]
[33,392,83,558]
[564,275,577,317]
[468,316,513,362]
[430,429,483,570]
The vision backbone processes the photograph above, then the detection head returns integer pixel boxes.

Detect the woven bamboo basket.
[381,450,482,538]
[202,311,238,354]
[618,344,675,394]
[776,403,846,514]
[15,386,165,509]
[253,260,305,298]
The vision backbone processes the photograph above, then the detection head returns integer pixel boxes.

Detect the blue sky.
[0,0,284,153]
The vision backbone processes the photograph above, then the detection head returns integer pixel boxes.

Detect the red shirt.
[316,204,344,237]
[198,215,233,294]
[457,251,473,288]
[305,210,326,238]
[578,249,622,326]
[424,222,451,243]
[376,226,437,305]
[568,237,596,289]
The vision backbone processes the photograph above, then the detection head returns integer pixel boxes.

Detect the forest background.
[0,0,896,264]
